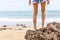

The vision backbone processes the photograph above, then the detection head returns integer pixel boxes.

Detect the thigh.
[33,3,38,14]
[41,2,46,11]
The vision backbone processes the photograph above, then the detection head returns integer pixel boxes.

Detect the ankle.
[34,27,37,31]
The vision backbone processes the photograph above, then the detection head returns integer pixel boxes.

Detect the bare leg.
[41,2,46,30]
[33,3,38,31]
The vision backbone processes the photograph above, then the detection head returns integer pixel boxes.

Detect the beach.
[0,11,60,40]
[0,22,60,40]
[0,25,38,40]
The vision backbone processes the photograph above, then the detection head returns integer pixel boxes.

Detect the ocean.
[0,11,60,26]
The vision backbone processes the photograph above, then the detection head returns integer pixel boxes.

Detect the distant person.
[29,0,50,31]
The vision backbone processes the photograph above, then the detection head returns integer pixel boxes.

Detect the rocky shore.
[25,22,60,40]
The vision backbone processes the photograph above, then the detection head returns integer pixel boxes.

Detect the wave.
[0,17,60,26]
[0,17,60,22]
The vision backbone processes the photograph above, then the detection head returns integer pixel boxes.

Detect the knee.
[41,9,45,13]
[33,13,38,16]
[41,7,45,13]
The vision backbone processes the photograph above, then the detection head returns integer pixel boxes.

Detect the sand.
[0,26,35,40]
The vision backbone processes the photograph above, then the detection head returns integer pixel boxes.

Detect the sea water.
[0,11,60,26]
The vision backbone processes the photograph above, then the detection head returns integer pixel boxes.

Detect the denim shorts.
[32,0,46,3]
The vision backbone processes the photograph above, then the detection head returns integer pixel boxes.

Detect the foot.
[42,26,44,30]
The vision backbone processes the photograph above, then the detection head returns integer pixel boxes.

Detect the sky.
[0,0,60,11]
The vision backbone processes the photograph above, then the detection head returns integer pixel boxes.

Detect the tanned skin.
[29,0,50,31]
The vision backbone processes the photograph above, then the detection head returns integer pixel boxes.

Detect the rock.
[17,24,26,28]
[22,24,26,28]
[25,30,40,40]
[17,24,20,26]
[20,24,26,28]
[18,28,22,30]
[20,24,24,26]
[46,22,60,32]
[0,28,7,30]
[25,22,60,40]
[3,25,7,27]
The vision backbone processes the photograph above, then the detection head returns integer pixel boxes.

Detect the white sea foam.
[0,17,60,26]
[0,17,60,22]
[0,18,32,22]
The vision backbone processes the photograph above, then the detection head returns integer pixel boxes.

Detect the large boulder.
[25,22,60,40]
[46,22,60,32]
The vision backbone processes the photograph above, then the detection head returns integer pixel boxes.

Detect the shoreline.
[0,17,60,27]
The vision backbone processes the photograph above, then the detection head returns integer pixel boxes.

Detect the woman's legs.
[33,3,38,31]
[41,2,46,30]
